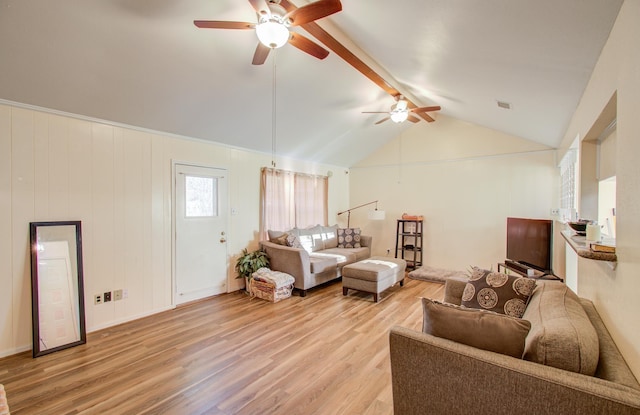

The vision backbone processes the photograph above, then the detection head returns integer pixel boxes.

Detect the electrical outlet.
[123,289,129,299]
[114,289,123,301]
[386,248,391,255]
[104,291,112,302]
[551,208,560,216]
[94,294,102,305]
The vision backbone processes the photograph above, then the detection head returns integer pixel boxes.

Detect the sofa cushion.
[308,255,338,274]
[310,249,357,266]
[322,247,369,263]
[522,281,599,376]
[422,298,531,358]
[321,225,339,249]
[298,225,325,253]
[461,267,536,318]
[337,228,361,248]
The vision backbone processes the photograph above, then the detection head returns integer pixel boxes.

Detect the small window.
[185,175,217,218]
[560,148,578,222]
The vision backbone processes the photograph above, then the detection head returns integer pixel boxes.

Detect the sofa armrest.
[260,241,311,289]
[444,278,466,305]
[389,326,640,415]
[360,235,372,248]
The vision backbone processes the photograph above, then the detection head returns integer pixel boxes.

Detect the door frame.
[171,160,230,306]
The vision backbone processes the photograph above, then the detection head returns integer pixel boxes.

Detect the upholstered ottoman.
[342,256,406,302]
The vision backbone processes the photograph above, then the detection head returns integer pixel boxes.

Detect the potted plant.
[235,248,270,292]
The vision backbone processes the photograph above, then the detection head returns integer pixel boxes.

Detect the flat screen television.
[506,217,553,273]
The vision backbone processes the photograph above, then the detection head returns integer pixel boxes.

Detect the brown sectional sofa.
[260,225,371,296]
[389,278,640,414]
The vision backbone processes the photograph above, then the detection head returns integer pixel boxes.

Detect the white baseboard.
[0,345,31,359]
[87,305,176,333]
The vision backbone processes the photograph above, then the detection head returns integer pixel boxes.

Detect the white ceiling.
[0,0,623,167]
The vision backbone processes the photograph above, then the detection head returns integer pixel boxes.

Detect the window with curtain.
[260,167,328,239]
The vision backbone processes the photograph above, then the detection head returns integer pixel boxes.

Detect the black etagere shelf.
[395,219,423,269]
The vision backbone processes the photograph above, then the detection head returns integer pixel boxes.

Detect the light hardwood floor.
[0,277,444,415]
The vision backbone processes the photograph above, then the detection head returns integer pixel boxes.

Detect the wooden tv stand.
[498,261,563,282]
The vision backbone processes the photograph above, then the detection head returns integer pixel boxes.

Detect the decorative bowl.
[568,222,588,235]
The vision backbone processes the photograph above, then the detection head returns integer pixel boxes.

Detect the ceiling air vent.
[497,100,511,110]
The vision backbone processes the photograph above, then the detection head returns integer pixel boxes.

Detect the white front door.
[174,164,228,305]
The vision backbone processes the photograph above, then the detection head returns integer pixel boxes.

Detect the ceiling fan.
[363,96,441,125]
[194,0,342,65]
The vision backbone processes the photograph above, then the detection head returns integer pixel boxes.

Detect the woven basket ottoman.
[342,256,406,302]
[0,384,9,415]
[250,268,295,303]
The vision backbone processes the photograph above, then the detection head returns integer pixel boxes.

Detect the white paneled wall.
[0,105,14,353]
[0,106,166,354]
[0,103,349,357]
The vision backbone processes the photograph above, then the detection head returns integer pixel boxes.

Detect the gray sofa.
[389,278,640,414]
[260,225,371,296]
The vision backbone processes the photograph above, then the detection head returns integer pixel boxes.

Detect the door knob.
[220,237,226,243]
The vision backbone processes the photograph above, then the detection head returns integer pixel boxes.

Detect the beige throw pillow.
[272,233,289,246]
[422,298,532,358]
[267,230,285,241]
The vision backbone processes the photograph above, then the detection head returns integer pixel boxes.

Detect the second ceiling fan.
[363,96,441,125]
[194,0,342,65]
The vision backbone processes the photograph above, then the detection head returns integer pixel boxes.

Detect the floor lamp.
[337,200,386,228]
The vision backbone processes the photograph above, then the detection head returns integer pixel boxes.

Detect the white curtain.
[295,173,328,228]
[260,168,328,239]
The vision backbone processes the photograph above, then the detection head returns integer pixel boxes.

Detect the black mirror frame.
[30,220,87,357]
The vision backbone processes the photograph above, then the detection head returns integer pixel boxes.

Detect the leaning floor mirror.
[30,221,86,357]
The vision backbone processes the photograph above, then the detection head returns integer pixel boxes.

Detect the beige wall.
[557,0,640,379]
[0,103,349,357]
[350,114,558,272]
[599,129,617,180]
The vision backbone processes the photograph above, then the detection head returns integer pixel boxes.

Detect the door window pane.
[185,176,217,217]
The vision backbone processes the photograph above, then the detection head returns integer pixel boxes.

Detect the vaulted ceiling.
[0,0,623,167]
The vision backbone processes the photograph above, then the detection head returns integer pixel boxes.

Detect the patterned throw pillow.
[461,267,536,318]
[337,228,361,248]
[286,233,303,249]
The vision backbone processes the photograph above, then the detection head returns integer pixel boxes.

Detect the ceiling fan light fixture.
[256,19,289,49]
[390,109,409,123]
[396,99,408,111]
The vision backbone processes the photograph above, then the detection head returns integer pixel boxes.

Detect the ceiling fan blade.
[288,32,329,60]
[375,117,390,125]
[417,112,436,122]
[248,0,270,15]
[410,105,442,113]
[408,114,420,123]
[286,0,342,26]
[194,20,255,30]
[252,43,271,65]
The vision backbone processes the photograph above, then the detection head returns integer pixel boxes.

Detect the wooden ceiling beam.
[279,0,399,97]
[279,0,438,122]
